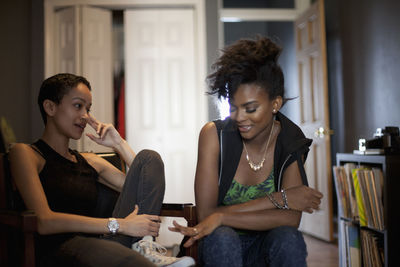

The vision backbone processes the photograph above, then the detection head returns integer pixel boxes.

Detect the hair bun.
[254,36,282,64]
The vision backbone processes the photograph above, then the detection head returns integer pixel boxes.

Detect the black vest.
[214,112,312,205]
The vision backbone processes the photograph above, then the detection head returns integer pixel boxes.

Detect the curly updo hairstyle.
[207,36,285,103]
[38,73,91,125]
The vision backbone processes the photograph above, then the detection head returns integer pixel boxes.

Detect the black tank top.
[33,139,99,216]
[32,139,101,262]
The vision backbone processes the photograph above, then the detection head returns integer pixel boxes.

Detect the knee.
[136,149,164,173]
[267,226,307,256]
[203,226,240,250]
[135,149,165,186]
[137,149,163,166]
[201,226,242,266]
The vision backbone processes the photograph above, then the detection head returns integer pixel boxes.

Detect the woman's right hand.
[86,114,123,149]
[285,185,323,213]
[168,212,223,247]
[121,205,161,237]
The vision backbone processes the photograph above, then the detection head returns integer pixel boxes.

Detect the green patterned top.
[223,168,275,206]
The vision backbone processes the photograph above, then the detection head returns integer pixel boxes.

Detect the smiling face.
[229,83,282,141]
[48,83,92,140]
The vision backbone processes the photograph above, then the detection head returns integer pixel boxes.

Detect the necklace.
[242,121,275,171]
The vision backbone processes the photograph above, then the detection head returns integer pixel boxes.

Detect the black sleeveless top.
[32,139,101,261]
[33,139,99,216]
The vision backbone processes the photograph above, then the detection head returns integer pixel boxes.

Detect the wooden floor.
[304,234,339,267]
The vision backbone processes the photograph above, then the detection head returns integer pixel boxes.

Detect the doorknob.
[314,127,334,138]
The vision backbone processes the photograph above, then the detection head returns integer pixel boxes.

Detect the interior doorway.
[45,1,208,199]
[217,0,334,242]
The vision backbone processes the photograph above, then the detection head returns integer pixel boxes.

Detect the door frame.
[211,0,311,117]
[217,0,333,241]
[44,0,208,125]
[218,0,311,47]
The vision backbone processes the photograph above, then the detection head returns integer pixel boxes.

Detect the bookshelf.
[336,153,400,267]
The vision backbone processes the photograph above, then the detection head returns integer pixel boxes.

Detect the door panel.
[81,6,113,153]
[125,9,202,204]
[55,7,79,74]
[55,6,113,152]
[295,0,333,241]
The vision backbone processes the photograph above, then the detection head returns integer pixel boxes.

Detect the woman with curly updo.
[169,36,323,266]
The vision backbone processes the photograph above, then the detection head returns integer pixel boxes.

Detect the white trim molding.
[220,8,301,22]
[219,0,311,22]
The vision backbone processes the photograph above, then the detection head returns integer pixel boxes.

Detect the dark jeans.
[200,226,307,267]
[42,150,166,267]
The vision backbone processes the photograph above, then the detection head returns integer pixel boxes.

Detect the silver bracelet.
[281,189,290,209]
[266,192,283,209]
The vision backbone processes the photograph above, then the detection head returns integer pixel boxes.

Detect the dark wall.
[0,0,31,143]
[0,0,44,144]
[326,0,400,155]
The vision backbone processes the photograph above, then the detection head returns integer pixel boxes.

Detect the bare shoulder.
[10,143,40,160]
[9,143,44,171]
[198,122,219,153]
[197,122,219,160]
[199,121,218,140]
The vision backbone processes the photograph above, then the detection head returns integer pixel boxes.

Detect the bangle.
[281,189,290,209]
[266,192,283,209]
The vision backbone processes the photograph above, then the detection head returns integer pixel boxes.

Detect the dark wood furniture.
[336,153,400,267]
[0,152,198,267]
[0,152,37,267]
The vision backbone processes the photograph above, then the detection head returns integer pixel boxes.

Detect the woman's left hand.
[86,114,123,148]
[168,212,223,247]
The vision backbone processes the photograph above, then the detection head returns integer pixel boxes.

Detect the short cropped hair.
[38,73,91,124]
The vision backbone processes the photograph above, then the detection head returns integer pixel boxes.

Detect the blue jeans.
[200,226,307,267]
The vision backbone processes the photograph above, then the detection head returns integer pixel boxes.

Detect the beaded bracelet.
[266,192,284,209]
[281,189,290,210]
[267,189,290,210]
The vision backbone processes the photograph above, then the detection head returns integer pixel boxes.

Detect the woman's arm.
[82,152,126,192]
[84,114,137,191]
[9,144,160,237]
[193,122,220,221]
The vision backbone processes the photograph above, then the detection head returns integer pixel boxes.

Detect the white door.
[55,6,79,74]
[55,6,113,153]
[125,9,204,204]
[295,0,333,241]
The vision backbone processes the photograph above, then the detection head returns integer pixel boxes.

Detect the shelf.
[335,153,400,267]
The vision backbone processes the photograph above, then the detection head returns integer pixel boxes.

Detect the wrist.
[280,189,289,209]
[274,191,285,207]
[115,218,125,235]
[267,191,289,210]
[214,212,224,226]
[107,218,120,234]
[267,191,283,209]
[113,138,126,152]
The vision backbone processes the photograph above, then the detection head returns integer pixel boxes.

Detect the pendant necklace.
[242,121,275,172]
